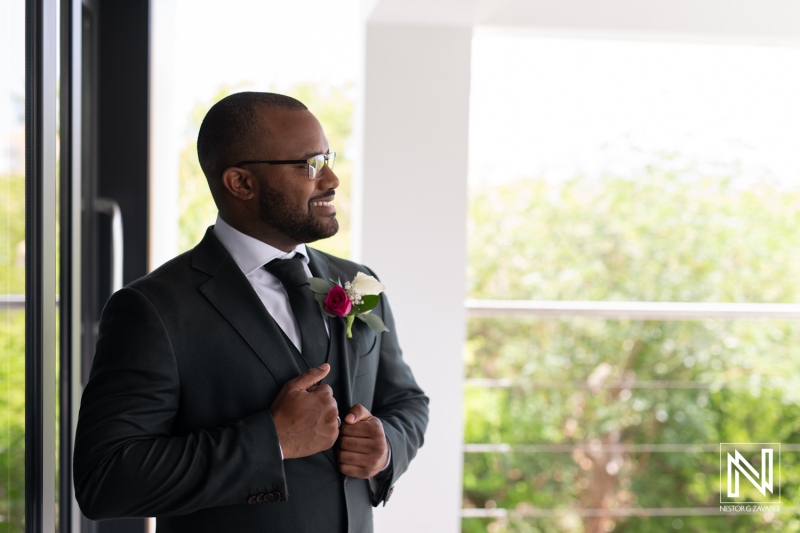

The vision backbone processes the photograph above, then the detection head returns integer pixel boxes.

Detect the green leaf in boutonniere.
[309,277,338,317]
[357,312,389,333]
[309,277,334,295]
[351,294,380,315]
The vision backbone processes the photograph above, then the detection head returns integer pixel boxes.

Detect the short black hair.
[197,91,307,184]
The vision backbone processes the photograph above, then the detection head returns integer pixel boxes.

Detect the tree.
[463,163,800,533]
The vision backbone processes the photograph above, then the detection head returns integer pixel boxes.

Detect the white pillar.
[149,0,180,272]
[357,23,472,533]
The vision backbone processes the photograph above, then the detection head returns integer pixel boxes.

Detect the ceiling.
[363,0,800,45]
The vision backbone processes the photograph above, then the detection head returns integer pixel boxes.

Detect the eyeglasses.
[233,152,336,180]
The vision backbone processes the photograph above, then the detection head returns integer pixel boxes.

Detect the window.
[1,1,27,530]
[464,35,800,532]
[153,0,360,263]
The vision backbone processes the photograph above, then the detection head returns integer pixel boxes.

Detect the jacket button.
[256,494,264,502]
[265,493,275,503]
[271,491,281,499]
[247,496,257,504]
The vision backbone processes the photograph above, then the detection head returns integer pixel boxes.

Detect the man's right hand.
[269,364,339,459]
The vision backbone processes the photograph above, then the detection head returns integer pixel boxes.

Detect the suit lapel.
[306,249,353,468]
[193,232,346,469]
[192,228,302,387]
[307,248,357,408]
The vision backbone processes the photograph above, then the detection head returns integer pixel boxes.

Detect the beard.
[257,179,339,244]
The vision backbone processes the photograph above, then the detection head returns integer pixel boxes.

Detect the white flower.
[344,281,363,306]
[350,272,385,296]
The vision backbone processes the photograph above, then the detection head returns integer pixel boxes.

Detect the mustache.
[309,190,335,203]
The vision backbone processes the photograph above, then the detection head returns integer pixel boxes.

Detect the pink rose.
[324,285,352,317]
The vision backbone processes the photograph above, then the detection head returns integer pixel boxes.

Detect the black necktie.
[264,255,329,367]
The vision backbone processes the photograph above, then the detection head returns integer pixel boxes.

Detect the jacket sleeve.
[362,271,430,506]
[73,287,287,519]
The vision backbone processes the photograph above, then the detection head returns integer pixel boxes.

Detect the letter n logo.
[720,443,781,504]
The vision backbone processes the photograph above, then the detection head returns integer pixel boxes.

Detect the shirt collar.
[213,214,308,276]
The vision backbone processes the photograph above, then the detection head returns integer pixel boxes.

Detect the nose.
[317,165,339,191]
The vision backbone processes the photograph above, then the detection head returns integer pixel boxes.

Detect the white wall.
[357,23,472,533]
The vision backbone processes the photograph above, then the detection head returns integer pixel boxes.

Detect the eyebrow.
[299,149,331,160]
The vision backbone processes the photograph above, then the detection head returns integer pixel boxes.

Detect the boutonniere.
[309,272,389,338]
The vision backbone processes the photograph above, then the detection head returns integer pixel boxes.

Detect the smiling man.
[73,92,429,533]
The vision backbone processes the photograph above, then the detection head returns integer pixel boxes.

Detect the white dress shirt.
[212,214,326,352]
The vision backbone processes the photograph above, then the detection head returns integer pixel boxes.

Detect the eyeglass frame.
[233,151,336,180]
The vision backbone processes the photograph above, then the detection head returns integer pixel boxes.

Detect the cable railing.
[463,507,799,518]
[466,378,752,389]
[0,294,58,310]
[464,443,800,453]
[462,298,799,524]
[0,294,27,309]
[466,299,800,320]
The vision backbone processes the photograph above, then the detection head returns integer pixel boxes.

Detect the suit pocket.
[352,325,379,377]
[350,318,378,358]
[355,349,378,377]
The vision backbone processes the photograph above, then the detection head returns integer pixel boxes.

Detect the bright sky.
[173,0,360,131]
[4,0,800,190]
[469,34,800,186]
[171,5,800,187]
[0,0,26,174]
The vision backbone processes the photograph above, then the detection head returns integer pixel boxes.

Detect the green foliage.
[465,164,800,532]
[0,169,25,533]
[0,173,26,294]
[178,83,355,258]
[0,311,25,532]
[468,167,800,303]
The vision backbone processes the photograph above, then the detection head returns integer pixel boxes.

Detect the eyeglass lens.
[308,152,335,179]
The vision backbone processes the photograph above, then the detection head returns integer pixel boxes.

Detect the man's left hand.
[336,404,389,479]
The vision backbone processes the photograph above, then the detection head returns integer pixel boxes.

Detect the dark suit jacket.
[73,227,429,533]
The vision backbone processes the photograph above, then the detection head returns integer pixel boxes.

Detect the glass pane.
[162,1,359,260]
[464,316,800,532]
[1,0,27,531]
[468,37,800,304]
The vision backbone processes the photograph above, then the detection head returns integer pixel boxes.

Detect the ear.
[221,167,256,201]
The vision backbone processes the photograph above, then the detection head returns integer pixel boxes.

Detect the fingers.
[339,420,380,438]
[338,415,384,440]
[269,365,340,459]
[337,451,381,479]
[336,427,389,479]
[290,363,330,391]
[308,383,334,397]
[344,403,371,425]
[337,435,381,454]
[337,444,385,465]
[312,388,338,422]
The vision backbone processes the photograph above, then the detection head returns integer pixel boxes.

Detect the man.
[73,92,429,533]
